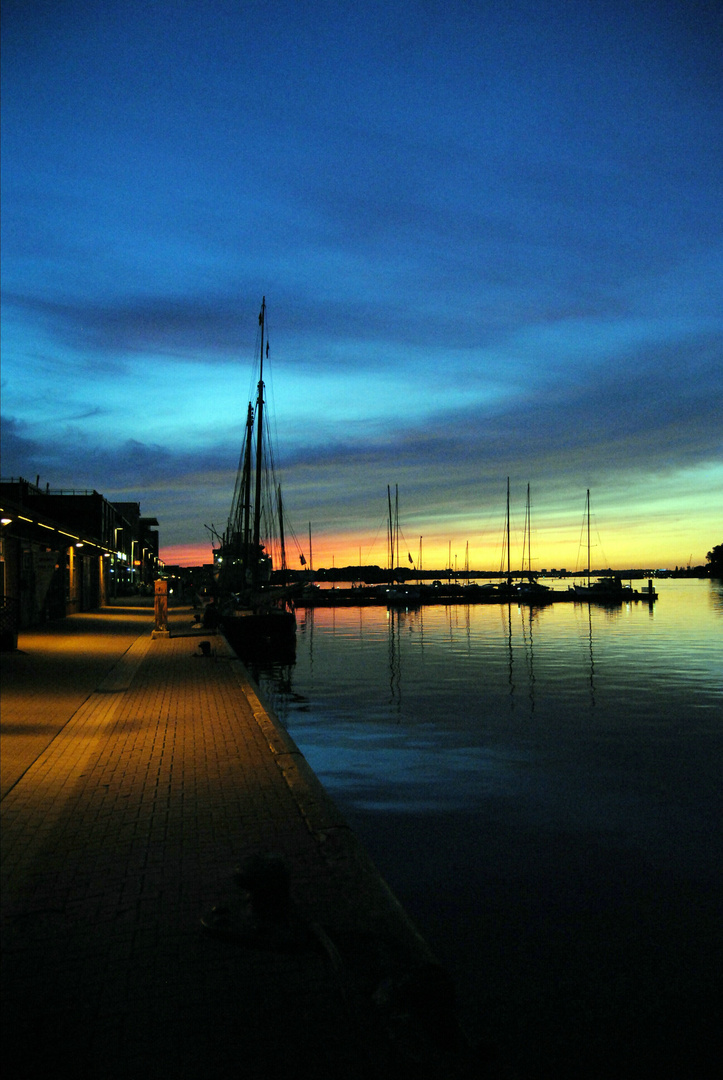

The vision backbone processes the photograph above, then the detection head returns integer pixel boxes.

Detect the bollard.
[152,579,170,638]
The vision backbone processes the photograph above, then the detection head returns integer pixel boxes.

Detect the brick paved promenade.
[1,603,476,1079]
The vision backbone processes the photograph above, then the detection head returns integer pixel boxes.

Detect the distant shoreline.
[272,565,713,585]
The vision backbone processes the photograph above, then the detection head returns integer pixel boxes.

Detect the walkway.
[1,604,473,1079]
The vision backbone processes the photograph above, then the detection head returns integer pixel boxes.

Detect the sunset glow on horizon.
[163,461,721,572]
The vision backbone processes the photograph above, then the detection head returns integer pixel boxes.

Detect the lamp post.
[113,526,124,598]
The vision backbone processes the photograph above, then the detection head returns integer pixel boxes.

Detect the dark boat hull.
[220,608,296,663]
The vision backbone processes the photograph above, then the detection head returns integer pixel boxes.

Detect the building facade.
[0,478,163,646]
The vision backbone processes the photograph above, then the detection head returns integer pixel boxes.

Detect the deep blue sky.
[2,0,721,569]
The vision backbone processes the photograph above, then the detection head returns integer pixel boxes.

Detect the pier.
[1,602,472,1079]
[297,580,658,607]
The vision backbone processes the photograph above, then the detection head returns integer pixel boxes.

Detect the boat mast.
[387,484,399,580]
[241,402,254,556]
[506,477,511,585]
[395,485,399,579]
[252,297,266,572]
[586,489,591,587]
[522,483,531,579]
[277,484,287,576]
[387,486,393,577]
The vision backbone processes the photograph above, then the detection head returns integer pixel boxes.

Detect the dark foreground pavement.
[1,604,479,1079]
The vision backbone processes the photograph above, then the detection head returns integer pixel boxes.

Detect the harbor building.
[0,477,163,647]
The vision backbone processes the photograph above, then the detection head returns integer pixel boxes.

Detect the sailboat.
[517,484,553,600]
[495,477,518,599]
[213,297,299,658]
[572,490,634,602]
[383,484,420,605]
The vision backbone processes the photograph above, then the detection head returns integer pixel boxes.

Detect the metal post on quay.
[152,578,170,638]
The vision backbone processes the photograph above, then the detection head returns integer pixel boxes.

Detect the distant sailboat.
[384,484,420,605]
[517,483,552,600]
[572,490,634,602]
[497,476,515,596]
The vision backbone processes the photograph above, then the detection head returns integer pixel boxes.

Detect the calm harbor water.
[254,579,721,1078]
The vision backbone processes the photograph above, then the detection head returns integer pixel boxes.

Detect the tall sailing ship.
[213,297,300,659]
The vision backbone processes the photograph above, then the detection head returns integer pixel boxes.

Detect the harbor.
[205,303,658,655]
[1,600,476,1079]
[3,7,719,1077]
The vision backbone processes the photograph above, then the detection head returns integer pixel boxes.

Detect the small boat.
[213,298,300,660]
[383,585,422,606]
[573,575,635,601]
[463,581,499,596]
[517,579,554,600]
[572,491,635,602]
[636,581,658,602]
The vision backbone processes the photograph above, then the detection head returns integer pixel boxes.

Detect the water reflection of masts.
[387,607,403,715]
[520,603,536,714]
[504,601,515,707]
[446,601,473,651]
[304,604,315,674]
[586,602,596,706]
[501,601,539,715]
[414,604,426,656]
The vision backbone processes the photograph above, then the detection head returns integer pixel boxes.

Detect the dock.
[1,603,474,1079]
[297,582,657,607]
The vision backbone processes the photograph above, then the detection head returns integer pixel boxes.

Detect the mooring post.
[152,578,170,638]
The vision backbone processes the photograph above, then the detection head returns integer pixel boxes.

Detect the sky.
[2,0,721,572]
